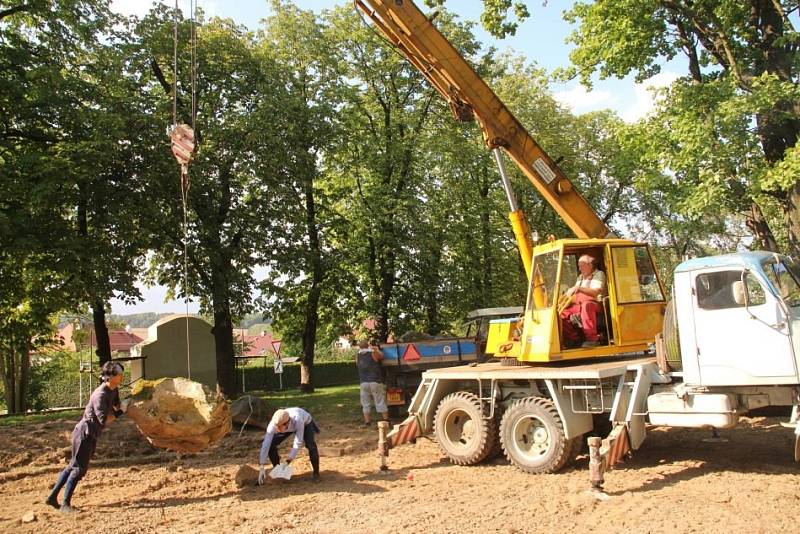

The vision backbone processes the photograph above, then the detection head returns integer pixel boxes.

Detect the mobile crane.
[356,0,800,482]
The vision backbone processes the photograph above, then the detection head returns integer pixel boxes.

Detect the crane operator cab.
[486,238,667,363]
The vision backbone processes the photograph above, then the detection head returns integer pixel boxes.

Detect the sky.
[108,0,683,314]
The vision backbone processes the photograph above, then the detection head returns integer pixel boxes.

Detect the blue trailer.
[379,307,522,411]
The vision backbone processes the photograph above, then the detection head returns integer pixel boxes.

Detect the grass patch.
[253,384,363,423]
[0,409,82,427]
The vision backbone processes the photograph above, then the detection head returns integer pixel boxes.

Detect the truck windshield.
[763,258,800,308]
[528,250,560,310]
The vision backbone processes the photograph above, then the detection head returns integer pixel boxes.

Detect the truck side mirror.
[732,280,747,306]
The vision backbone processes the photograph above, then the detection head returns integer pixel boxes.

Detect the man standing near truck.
[356,339,388,426]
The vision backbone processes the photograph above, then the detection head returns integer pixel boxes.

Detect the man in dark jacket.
[45,361,128,513]
[356,339,387,425]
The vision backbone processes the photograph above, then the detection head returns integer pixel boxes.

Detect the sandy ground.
[1,412,799,533]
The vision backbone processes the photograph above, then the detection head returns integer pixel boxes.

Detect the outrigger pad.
[126,378,231,453]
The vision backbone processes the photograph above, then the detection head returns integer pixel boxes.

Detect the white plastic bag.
[269,463,294,480]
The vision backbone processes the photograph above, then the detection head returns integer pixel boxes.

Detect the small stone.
[235,464,259,488]
[21,511,36,523]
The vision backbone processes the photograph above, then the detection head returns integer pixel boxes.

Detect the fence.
[27,358,359,410]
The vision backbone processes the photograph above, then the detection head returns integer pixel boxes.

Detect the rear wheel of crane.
[500,397,571,474]
[433,392,497,465]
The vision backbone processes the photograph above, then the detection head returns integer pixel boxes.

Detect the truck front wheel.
[500,397,571,473]
[433,392,497,465]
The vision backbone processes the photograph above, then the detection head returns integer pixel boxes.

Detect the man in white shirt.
[560,254,607,348]
[258,407,320,483]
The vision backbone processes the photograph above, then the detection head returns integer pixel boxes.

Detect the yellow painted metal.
[610,247,642,302]
[485,320,516,355]
[509,209,533,278]
[354,0,612,240]
[499,239,667,363]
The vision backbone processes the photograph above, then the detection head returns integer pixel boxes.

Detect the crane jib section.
[355,0,612,239]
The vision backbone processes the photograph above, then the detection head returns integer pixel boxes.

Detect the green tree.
[134,10,293,396]
[466,0,799,255]
[255,1,348,392]
[0,0,136,410]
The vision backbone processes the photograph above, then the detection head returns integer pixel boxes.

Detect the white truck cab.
[673,252,800,386]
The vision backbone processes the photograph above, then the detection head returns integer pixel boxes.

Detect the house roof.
[102,331,143,352]
[235,331,279,357]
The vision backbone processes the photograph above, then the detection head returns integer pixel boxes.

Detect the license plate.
[386,388,404,405]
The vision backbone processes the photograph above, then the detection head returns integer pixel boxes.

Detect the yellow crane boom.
[355,0,612,254]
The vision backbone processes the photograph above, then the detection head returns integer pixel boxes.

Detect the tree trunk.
[17,339,30,413]
[0,340,15,414]
[785,183,800,259]
[744,202,779,252]
[211,308,235,397]
[210,269,236,396]
[376,254,394,343]
[424,231,443,335]
[92,299,111,365]
[479,164,493,307]
[300,175,323,393]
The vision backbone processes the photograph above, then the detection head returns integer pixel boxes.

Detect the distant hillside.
[239,313,272,330]
[246,323,272,336]
[109,313,172,328]
[106,312,271,330]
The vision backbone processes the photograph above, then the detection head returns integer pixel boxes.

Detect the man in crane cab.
[560,254,607,348]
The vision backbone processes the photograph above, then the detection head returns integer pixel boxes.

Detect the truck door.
[692,269,798,385]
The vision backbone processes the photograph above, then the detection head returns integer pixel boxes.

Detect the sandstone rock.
[235,464,259,488]
[126,378,232,454]
[21,511,36,523]
[230,395,273,430]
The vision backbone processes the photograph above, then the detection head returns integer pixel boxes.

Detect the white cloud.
[620,70,680,123]
[553,85,615,113]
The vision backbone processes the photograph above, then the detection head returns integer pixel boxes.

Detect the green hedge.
[235,360,358,392]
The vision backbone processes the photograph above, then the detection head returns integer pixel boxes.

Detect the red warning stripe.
[606,426,631,468]
[388,416,420,449]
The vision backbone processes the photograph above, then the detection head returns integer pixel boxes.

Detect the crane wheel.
[433,392,497,465]
[499,396,571,473]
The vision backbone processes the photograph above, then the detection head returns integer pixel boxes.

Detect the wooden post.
[588,436,604,490]
[378,421,390,472]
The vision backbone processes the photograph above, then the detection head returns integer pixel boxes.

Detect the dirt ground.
[1,412,799,534]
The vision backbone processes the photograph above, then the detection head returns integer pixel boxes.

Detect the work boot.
[312,473,321,483]
[60,504,79,514]
[44,497,59,510]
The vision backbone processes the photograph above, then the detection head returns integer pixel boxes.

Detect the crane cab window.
[528,250,560,310]
[560,250,605,295]
[696,270,765,310]
[610,246,664,303]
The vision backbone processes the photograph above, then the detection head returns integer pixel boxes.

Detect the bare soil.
[1,414,798,533]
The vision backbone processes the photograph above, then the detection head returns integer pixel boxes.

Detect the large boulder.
[126,378,231,453]
[230,395,274,430]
